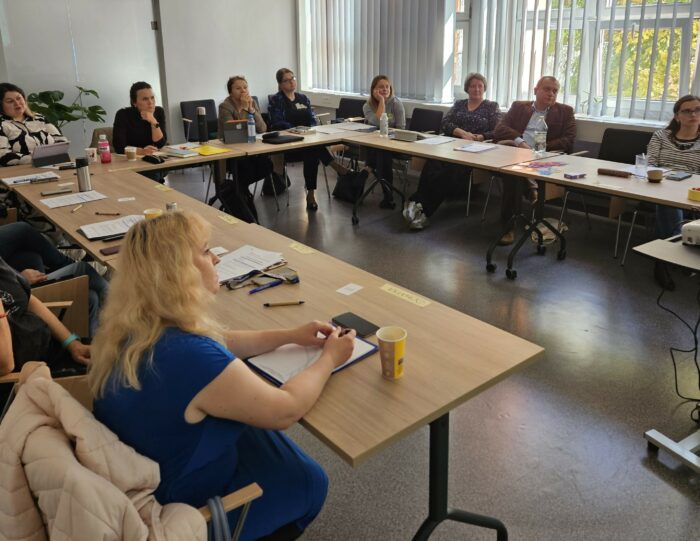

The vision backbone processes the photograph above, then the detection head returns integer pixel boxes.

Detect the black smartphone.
[332,312,379,337]
[666,171,692,181]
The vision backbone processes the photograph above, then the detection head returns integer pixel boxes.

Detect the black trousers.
[365,148,394,198]
[284,147,334,190]
[410,160,471,217]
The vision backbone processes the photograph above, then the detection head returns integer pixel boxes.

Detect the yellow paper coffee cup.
[377,326,407,380]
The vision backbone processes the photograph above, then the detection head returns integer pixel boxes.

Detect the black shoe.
[379,198,396,209]
[654,261,675,291]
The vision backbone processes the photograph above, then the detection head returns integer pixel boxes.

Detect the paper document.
[78,214,144,240]
[246,336,378,385]
[454,142,497,153]
[315,125,347,134]
[40,190,107,209]
[216,245,285,284]
[196,145,230,156]
[1,172,60,186]
[335,122,377,132]
[416,135,455,145]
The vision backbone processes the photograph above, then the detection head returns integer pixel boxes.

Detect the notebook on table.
[245,335,378,386]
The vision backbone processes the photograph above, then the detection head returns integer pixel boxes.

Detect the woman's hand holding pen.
[322,326,356,368]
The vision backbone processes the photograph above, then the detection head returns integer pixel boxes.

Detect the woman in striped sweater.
[649,94,700,289]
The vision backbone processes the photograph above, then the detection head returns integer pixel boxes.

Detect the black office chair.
[179,99,231,210]
[180,99,219,142]
[393,108,444,191]
[335,97,366,121]
[598,128,654,265]
[332,98,368,169]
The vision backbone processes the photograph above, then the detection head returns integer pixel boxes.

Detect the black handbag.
[332,171,367,203]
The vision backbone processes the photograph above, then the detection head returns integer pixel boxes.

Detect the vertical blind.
[299,0,447,101]
[466,0,700,121]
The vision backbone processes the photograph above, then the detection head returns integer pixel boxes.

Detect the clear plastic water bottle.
[533,115,547,158]
[247,112,256,143]
[98,134,111,164]
[379,112,389,137]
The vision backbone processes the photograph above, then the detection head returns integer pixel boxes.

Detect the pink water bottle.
[98,134,112,164]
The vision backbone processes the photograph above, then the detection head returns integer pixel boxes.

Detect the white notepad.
[40,190,107,209]
[453,142,497,153]
[78,214,144,240]
[245,336,378,386]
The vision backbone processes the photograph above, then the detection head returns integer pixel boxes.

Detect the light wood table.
[634,236,700,474]
[199,222,543,540]
[3,149,544,540]
[8,169,253,265]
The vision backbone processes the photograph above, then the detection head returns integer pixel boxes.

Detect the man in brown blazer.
[493,76,576,244]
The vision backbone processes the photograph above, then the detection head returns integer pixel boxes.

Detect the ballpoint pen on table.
[249,279,283,295]
[95,212,121,216]
[71,204,83,213]
[263,301,305,307]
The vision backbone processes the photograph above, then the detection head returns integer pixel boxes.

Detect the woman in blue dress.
[90,210,356,541]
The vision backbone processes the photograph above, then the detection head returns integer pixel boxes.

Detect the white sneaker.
[409,205,428,230]
[403,201,418,223]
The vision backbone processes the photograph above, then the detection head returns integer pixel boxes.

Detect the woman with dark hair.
[0,82,67,166]
[216,75,276,223]
[268,68,349,211]
[404,73,500,229]
[649,94,700,289]
[362,75,406,208]
[112,81,167,156]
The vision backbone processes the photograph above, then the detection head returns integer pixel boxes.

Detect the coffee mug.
[85,148,98,163]
[647,169,663,183]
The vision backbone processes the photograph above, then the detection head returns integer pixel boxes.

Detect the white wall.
[0,0,162,154]
[157,0,298,143]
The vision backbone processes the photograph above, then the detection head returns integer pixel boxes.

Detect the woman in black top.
[0,257,90,377]
[113,81,167,155]
[268,68,349,211]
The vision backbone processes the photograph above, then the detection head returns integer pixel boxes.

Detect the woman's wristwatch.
[152,123,160,129]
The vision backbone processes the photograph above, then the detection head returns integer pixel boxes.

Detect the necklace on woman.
[673,132,699,150]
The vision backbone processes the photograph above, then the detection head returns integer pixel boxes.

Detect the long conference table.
[3,127,699,539]
[2,149,544,540]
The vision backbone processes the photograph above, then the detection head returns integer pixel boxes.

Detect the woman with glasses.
[648,94,700,289]
[268,68,350,211]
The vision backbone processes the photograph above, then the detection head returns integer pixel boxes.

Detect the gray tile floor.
[169,163,700,541]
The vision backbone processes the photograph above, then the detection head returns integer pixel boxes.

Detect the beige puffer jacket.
[0,367,206,541]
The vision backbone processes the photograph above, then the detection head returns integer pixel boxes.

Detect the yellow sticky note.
[380,283,431,307]
[289,242,315,254]
[218,215,240,225]
[153,184,173,192]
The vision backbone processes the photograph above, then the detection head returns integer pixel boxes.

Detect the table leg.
[412,413,508,541]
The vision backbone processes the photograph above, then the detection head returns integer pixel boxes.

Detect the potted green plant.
[27,86,106,128]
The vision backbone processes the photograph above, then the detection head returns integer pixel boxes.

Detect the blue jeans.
[0,222,108,335]
[655,205,683,238]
